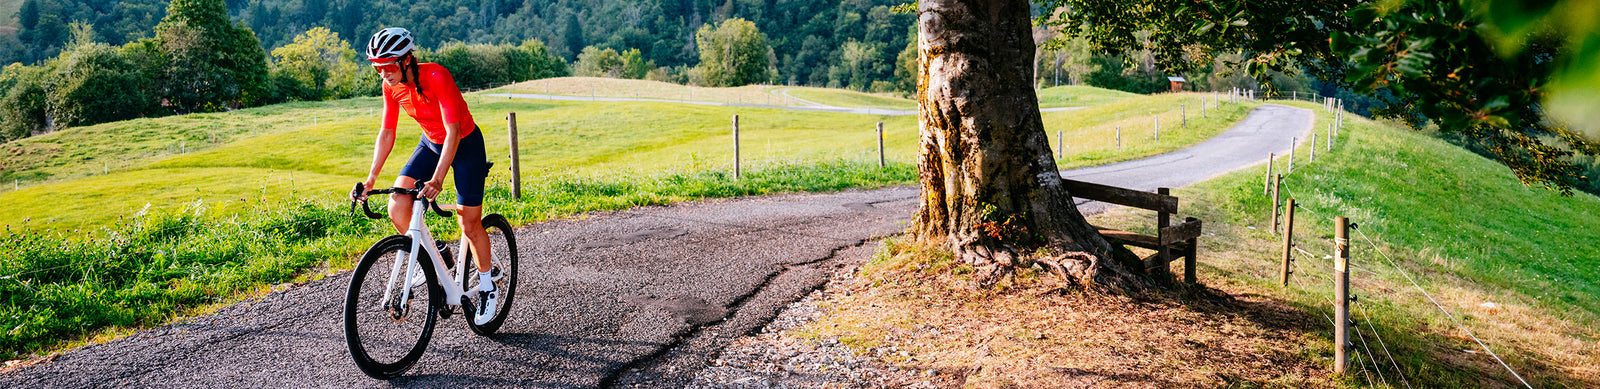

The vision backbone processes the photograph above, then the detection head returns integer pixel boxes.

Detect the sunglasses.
[372,61,400,72]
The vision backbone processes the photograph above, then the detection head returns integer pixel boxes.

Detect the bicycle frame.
[380,196,476,312]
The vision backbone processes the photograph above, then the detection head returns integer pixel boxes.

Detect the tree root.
[946,233,1154,294]
[1035,249,1153,295]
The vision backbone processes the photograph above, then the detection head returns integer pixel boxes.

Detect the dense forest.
[0,0,919,91]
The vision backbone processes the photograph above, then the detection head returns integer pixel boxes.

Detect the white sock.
[478,270,494,292]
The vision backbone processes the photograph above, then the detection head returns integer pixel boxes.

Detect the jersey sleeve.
[421,66,469,126]
[380,85,400,130]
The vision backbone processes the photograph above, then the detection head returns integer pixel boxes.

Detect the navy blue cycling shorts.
[400,128,490,207]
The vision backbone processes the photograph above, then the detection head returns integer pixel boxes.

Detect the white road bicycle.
[343,183,519,380]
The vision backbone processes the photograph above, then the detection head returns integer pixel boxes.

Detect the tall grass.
[0,160,914,360]
[0,199,376,359]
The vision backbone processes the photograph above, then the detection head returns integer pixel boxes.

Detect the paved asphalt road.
[0,105,1310,388]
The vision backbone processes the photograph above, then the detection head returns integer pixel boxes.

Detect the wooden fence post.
[877,122,886,168]
[1157,188,1172,279]
[1311,134,1317,162]
[1182,104,1187,128]
[733,114,741,180]
[1335,216,1351,374]
[507,112,522,199]
[1289,137,1297,174]
[1184,216,1199,284]
[1271,174,1282,234]
[1280,198,1296,286]
[1116,126,1122,149]
[1155,117,1160,141]
[1057,130,1064,157]
[1265,153,1274,195]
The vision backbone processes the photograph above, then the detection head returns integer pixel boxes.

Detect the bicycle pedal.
[439,305,454,320]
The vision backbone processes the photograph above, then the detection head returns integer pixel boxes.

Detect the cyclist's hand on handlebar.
[420,179,443,201]
[350,182,368,202]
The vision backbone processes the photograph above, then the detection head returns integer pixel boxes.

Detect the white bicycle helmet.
[366,27,416,62]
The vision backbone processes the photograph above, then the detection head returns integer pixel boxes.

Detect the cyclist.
[350,27,498,325]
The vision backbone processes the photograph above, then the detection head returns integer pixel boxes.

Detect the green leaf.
[1480,0,1559,37]
[1482,95,1510,112]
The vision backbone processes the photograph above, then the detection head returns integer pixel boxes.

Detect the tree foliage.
[1042,0,1600,194]
[574,46,627,78]
[3,0,920,93]
[416,40,570,91]
[693,18,774,87]
[46,41,150,127]
[0,65,48,142]
[269,27,358,102]
[0,3,567,143]
[154,0,269,112]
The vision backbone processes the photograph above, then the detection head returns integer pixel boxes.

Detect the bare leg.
[455,206,493,273]
[387,176,418,234]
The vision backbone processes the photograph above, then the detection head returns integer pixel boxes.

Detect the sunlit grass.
[1037,84,1141,108]
[782,87,916,110]
[493,77,803,106]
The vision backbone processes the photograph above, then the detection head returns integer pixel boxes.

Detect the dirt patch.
[788,239,1343,388]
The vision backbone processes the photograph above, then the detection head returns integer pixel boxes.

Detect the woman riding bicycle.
[351,27,498,325]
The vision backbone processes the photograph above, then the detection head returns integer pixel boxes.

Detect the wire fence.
[1266,99,1533,388]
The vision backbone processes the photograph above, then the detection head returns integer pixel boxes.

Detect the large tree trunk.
[912,0,1148,293]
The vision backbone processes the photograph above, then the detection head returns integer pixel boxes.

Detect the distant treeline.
[1,0,920,92]
[0,0,568,143]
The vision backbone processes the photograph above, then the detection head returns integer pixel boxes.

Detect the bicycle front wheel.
[344,235,441,380]
[466,213,519,335]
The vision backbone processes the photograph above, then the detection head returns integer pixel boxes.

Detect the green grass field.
[782,87,917,110]
[1084,100,1600,386]
[490,78,1135,111]
[1037,85,1140,108]
[494,77,812,107]
[0,86,1234,233]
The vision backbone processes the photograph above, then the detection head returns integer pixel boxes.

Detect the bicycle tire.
[466,213,518,336]
[344,235,442,380]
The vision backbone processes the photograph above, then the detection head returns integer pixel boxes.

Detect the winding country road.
[0,104,1311,388]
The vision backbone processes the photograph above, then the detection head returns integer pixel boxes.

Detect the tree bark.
[912,0,1148,292]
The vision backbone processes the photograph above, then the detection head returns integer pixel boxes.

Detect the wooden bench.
[1063,179,1203,283]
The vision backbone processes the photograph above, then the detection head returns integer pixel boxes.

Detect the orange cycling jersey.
[381,63,477,143]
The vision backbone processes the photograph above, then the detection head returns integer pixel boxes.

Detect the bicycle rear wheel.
[466,213,518,335]
[344,235,441,380]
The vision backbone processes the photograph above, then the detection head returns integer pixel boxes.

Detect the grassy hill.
[1038,84,1140,108]
[0,80,1241,233]
[1127,100,1600,386]
[0,81,1256,360]
[491,78,1136,111]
